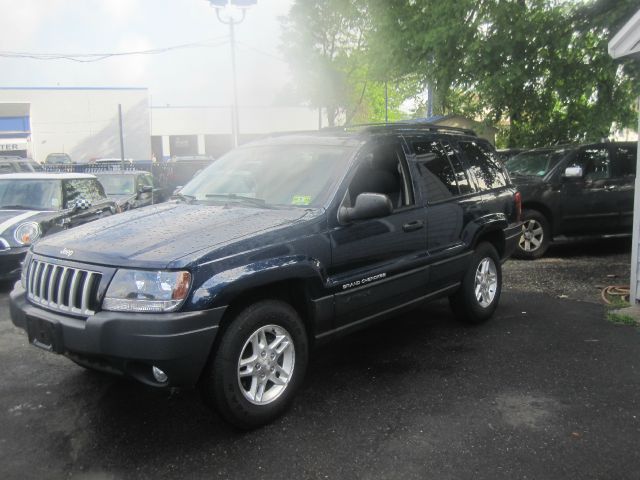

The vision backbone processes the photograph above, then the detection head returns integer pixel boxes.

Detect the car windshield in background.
[97,175,135,195]
[0,180,62,210]
[505,149,572,177]
[180,144,354,207]
[46,155,71,164]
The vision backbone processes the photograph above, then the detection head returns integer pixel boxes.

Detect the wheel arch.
[521,202,553,236]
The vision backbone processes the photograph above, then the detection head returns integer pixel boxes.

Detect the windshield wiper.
[0,205,33,210]
[171,192,196,204]
[205,193,271,208]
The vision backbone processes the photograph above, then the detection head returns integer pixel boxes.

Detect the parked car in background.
[45,153,73,165]
[496,148,525,163]
[165,155,215,191]
[95,170,156,211]
[91,157,134,166]
[505,141,637,258]
[0,173,116,280]
[0,156,41,173]
[9,124,521,428]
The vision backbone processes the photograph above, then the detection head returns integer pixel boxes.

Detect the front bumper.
[0,246,28,281]
[10,283,226,387]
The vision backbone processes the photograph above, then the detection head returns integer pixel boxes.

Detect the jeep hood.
[32,202,314,268]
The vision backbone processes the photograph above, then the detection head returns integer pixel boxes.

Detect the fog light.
[152,366,168,383]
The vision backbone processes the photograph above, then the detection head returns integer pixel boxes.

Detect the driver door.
[328,139,428,329]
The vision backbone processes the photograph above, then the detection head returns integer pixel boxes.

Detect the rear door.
[328,138,428,328]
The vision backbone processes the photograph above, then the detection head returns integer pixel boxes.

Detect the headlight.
[103,269,191,313]
[14,222,41,245]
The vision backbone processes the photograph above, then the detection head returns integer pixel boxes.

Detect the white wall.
[0,88,151,163]
[151,105,321,136]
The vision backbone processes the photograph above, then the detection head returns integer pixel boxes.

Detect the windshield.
[46,155,71,164]
[180,144,354,207]
[505,149,573,177]
[96,174,135,195]
[0,179,62,210]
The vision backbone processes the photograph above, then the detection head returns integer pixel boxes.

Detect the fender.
[463,213,508,249]
[186,255,328,311]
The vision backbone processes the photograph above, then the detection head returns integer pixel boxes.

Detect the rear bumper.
[503,223,522,261]
[10,284,226,387]
[0,247,28,281]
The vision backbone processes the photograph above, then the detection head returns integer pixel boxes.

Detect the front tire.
[515,209,550,259]
[201,300,308,429]
[450,242,502,324]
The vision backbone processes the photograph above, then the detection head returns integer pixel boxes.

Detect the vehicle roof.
[0,172,96,180]
[251,122,480,148]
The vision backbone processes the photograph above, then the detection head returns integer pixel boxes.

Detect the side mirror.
[138,185,153,194]
[338,192,393,224]
[563,166,583,179]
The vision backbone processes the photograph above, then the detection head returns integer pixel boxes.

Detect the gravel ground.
[504,237,632,304]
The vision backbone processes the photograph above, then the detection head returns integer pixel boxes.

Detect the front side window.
[181,144,354,207]
[570,147,611,181]
[0,180,62,210]
[345,141,414,209]
[458,141,508,191]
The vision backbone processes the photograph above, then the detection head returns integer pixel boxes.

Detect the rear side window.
[413,141,459,202]
[458,141,508,191]
[613,145,636,178]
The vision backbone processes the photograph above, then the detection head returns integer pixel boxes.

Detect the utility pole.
[207,0,256,148]
[118,104,125,169]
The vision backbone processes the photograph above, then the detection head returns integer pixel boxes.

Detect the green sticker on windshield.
[291,195,312,205]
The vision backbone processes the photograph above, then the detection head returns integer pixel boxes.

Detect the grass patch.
[606,311,638,326]
[606,297,630,309]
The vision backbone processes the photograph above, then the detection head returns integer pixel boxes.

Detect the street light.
[206,0,257,148]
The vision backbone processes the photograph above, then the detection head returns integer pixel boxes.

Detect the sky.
[0,0,294,107]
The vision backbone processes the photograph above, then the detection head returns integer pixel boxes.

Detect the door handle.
[403,220,424,232]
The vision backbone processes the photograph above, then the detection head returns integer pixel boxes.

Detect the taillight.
[514,191,522,221]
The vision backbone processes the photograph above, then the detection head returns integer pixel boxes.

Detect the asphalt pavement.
[1,239,639,479]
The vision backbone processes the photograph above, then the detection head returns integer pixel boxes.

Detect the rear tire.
[200,300,308,429]
[450,242,502,324]
[514,209,550,259]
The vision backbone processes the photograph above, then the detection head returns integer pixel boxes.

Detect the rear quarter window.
[458,141,508,191]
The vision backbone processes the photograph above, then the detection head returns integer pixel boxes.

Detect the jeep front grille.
[26,260,102,316]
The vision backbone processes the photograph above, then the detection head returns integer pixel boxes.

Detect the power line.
[0,36,229,63]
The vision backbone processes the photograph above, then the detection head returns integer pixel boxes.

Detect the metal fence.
[42,159,213,201]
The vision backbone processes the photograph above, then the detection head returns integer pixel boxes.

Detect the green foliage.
[282,0,640,146]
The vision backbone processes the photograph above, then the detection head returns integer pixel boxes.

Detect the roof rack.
[327,121,478,137]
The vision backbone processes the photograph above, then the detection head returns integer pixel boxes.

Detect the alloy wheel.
[237,324,295,405]
[474,257,498,308]
[519,219,544,252]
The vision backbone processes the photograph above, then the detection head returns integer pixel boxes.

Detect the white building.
[150,105,322,160]
[0,87,151,163]
[0,87,322,163]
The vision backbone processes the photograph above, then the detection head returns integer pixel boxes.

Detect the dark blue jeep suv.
[10,124,521,428]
